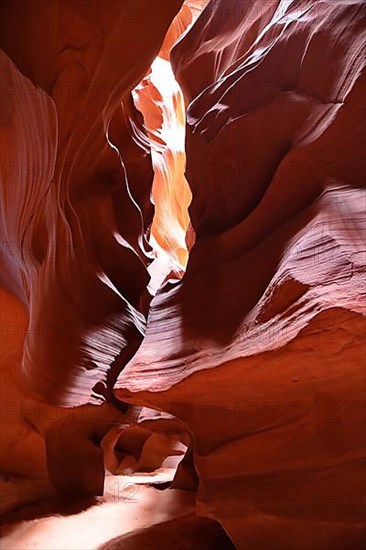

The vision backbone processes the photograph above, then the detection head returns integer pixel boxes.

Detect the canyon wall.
[1,1,365,548]
[0,0,184,512]
[0,0,184,407]
[115,0,366,548]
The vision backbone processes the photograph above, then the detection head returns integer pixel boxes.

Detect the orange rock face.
[116,0,366,547]
[0,0,185,516]
[1,0,365,548]
[0,0,184,406]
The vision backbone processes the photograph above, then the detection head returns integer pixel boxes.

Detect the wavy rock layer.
[0,0,188,516]
[115,1,366,548]
[1,0,365,547]
[0,0,184,405]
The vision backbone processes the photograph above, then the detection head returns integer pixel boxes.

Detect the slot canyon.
[0,0,365,548]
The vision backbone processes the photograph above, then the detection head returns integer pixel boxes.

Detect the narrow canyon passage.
[0,1,365,549]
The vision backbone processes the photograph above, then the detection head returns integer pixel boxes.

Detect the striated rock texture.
[0,0,185,513]
[0,0,365,548]
[114,0,366,548]
[0,0,184,406]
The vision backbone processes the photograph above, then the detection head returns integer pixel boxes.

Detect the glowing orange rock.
[0,0,184,406]
[115,1,366,548]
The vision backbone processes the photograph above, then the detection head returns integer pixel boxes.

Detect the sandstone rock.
[115,1,366,547]
[1,1,365,548]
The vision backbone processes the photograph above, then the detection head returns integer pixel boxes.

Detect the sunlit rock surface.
[0,0,185,519]
[135,57,192,278]
[0,0,184,406]
[0,0,365,548]
[0,478,197,550]
[115,0,366,548]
